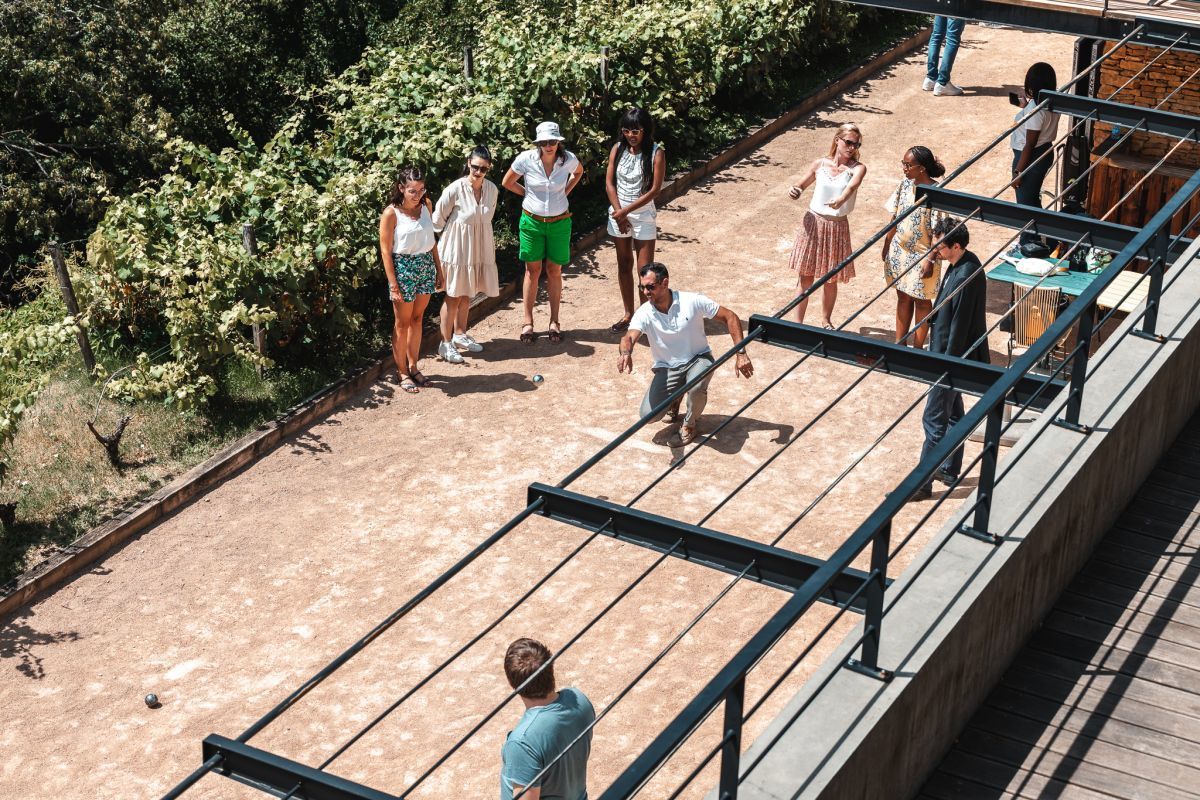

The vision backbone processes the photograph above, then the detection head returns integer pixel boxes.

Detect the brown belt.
[523,209,572,224]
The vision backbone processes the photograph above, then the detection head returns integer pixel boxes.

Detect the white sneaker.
[452,333,483,353]
[922,77,935,91]
[439,341,464,363]
[933,81,964,96]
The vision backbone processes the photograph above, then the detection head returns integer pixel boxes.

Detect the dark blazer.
[927,250,990,363]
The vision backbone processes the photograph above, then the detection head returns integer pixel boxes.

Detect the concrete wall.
[735,239,1200,800]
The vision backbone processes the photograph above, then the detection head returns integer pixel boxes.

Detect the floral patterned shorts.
[391,251,436,302]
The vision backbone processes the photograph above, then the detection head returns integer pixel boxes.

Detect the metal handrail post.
[1058,297,1097,432]
[959,405,1004,543]
[1137,229,1170,341]
[718,677,746,800]
[845,521,893,681]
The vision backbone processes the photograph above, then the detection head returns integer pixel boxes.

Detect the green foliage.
[86,0,899,411]
[0,0,400,303]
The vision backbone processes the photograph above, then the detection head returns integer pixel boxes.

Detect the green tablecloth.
[984,260,1100,297]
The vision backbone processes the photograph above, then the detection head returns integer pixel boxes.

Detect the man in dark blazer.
[911,217,988,501]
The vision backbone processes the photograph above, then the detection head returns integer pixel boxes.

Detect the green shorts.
[519,213,572,265]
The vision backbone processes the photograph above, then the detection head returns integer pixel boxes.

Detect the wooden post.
[600,46,609,86]
[463,46,474,81]
[48,242,96,378]
[241,224,266,376]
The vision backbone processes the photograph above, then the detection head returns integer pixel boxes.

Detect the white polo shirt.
[629,290,721,369]
[511,148,580,216]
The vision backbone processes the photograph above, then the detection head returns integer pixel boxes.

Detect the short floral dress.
[883,178,945,299]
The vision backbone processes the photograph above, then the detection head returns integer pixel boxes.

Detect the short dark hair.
[638,262,668,282]
[504,638,555,698]
[933,216,969,249]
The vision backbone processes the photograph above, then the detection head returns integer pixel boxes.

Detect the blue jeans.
[1012,145,1053,244]
[926,16,965,85]
[920,383,965,489]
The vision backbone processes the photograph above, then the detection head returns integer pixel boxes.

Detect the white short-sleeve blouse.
[511,148,580,216]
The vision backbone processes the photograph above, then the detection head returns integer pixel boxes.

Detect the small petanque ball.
[145,693,160,708]
[532,374,544,384]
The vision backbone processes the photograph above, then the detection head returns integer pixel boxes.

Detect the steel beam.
[201,735,396,800]
[918,185,1145,252]
[837,1,1200,51]
[1044,91,1200,142]
[919,186,1195,258]
[749,315,1066,411]
[527,483,881,611]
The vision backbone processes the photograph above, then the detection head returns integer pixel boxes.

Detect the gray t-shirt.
[500,687,595,800]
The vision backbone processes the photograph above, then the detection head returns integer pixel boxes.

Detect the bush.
[85,0,902,409]
[0,0,400,304]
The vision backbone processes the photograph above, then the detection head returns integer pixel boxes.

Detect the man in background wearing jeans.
[925,16,966,96]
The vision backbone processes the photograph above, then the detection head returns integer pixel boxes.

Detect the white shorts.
[607,203,658,240]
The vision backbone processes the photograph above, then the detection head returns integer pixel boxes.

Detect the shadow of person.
[437,371,539,397]
[652,414,795,458]
[468,337,597,361]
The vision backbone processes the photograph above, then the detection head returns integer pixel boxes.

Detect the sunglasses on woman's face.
[536,141,558,147]
[468,163,490,174]
[621,127,642,134]
[841,138,861,149]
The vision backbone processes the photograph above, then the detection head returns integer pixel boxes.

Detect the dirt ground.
[0,25,1074,800]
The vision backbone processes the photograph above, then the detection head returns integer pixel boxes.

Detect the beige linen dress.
[432,177,500,298]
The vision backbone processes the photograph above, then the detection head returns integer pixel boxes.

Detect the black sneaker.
[933,468,958,487]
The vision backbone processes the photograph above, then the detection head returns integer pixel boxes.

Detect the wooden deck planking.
[917,417,1200,799]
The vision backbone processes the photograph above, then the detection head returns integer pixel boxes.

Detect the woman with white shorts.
[606,107,666,333]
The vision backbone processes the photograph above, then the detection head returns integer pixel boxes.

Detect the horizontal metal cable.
[511,562,755,800]
[307,524,611,779]
[772,375,947,547]
[399,537,685,798]
[1099,129,1198,222]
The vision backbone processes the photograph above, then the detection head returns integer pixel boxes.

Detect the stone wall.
[1094,43,1200,167]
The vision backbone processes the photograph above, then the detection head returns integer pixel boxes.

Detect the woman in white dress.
[432,146,500,363]
[605,107,666,333]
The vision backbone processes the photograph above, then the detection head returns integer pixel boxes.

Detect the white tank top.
[809,164,857,218]
[391,205,435,255]
[614,144,660,206]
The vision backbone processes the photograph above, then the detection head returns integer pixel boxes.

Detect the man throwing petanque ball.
[617,262,754,447]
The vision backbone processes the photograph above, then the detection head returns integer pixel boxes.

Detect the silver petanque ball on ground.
[532,374,544,384]
[145,693,160,708]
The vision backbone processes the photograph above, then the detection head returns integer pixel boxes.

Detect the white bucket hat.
[534,121,566,142]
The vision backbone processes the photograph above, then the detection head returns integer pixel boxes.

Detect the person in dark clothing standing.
[911,217,988,501]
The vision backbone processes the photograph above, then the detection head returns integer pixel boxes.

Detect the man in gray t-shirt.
[500,638,595,800]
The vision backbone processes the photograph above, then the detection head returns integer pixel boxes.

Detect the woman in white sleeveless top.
[786,122,868,328]
[432,146,499,364]
[378,166,444,393]
[605,107,666,333]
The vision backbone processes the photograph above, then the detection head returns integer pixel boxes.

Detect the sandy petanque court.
[0,25,1073,800]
